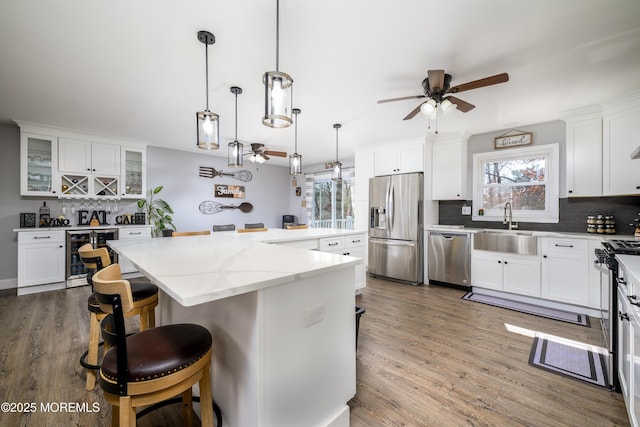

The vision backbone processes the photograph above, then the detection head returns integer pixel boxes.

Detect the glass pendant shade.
[289,153,302,175]
[196,110,220,149]
[333,161,342,181]
[263,71,293,128]
[228,141,243,168]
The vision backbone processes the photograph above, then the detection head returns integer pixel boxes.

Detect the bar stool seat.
[93,264,215,426]
[78,243,159,391]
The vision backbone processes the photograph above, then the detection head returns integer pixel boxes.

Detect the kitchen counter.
[107,229,363,306]
[426,225,639,241]
[108,228,360,427]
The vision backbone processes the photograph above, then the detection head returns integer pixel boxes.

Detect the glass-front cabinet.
[121,147,146,198]
[18,122,146,199]
[20,133,59,196]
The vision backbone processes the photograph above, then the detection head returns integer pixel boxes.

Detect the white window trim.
[472,143,559,223]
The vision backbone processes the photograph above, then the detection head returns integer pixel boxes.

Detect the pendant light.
[196,31,220,150]
[332,123,342,181]
[262,0,293,128]
[228,86,244,168]
[289,108,302,175]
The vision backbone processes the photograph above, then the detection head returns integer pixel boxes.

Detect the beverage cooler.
[66,229,118,288]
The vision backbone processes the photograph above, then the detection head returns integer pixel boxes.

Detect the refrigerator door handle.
[388,183,394,232]
[369,238,416,247]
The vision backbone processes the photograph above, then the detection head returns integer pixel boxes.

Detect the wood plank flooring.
[0,276,629,426]
[350,277,629,426]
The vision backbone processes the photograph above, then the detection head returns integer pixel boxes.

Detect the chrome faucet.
[503,201,518,230]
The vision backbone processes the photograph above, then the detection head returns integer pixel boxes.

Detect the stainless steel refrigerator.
[368,173,423,284]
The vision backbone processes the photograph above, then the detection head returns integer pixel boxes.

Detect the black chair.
[213,224,236,232]
[244,223,264,229]
[93,263,216,426]
[78,243,158,391]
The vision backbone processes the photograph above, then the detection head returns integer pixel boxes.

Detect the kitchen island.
[108,229,362,427]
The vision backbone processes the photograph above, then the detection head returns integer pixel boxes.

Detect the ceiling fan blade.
[264,150,287,157]
[447,96,475,113]
[427,70,445,91]
[403,102,425,120]
[448,73,509,94]
[377,95,425,104]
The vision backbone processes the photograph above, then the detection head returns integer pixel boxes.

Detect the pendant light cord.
[205,43,210,110]
[335,126,339,162]
[294,112,298,152]
[234,91,238,141]
[275,0,280,71]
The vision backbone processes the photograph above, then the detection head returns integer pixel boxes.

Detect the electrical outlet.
[304,303,325,327]
[462,205,471,215]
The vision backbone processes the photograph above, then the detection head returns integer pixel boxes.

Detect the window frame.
[472,143,559,223]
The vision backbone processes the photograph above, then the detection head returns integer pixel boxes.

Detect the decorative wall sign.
[215,184,245,198]
[494,131,532,149]
[199,201,253,215]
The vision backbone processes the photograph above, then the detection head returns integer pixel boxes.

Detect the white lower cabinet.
[17,230,65,293]
[320,235,367,291]
[618,258,640,427]
[472,251,541,297]
[117,227,151,274]
[541,238,589,306]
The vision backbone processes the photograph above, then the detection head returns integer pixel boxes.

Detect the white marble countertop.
[108,228,364,307]
[425,225,639,241]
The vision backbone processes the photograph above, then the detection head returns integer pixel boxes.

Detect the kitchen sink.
[473,230,538,255]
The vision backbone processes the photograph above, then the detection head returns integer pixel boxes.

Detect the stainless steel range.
[597,239,640,390]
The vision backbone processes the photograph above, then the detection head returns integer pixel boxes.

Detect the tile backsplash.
[439,197,640,236]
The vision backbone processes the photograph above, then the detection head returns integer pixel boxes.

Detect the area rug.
[462,292,590,327]
[528,334,609,388]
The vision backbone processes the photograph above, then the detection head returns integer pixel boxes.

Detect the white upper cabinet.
[431,135,468,200]
[20,132,59,197]
[121,146,146,198]
[563,107,602,197]
[602,92,640,196]
[374,143,423,176]
[58,138,120,176]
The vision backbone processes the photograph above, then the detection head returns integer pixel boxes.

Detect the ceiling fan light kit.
[263,0,293,128]
[289,108,302,176]
[196,30,220,150]
[378,69,509,123]
[332,123,342,182]
[228,86,244,168]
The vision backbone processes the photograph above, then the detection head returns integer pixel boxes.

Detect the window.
[305,169,354,229]
[472,144,559,223]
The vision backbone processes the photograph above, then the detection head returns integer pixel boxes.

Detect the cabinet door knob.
[543,255,547,258]
[498,260,502,264]
[504,261,508,265]
[568,190,573,194]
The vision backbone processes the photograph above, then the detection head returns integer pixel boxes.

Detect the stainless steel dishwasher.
[427,231,471,287]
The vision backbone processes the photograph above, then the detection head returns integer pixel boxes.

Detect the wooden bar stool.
[93,264,215,427]
[171,230,211,236]
[78,243,159,391]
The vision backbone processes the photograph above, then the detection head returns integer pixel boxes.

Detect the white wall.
[146,147,291,231]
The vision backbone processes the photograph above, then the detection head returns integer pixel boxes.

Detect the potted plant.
[137,185,176,237]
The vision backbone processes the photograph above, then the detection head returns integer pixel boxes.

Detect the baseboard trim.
[0,278,17,290]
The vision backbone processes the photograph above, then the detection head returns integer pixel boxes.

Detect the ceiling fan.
[245,143,287,164]
[377,70,509,120]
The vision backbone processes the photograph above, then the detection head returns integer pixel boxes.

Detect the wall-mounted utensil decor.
[199,166,253,182]
[199,201,253,215]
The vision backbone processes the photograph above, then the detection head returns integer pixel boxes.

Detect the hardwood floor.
[0,277,629,426]
[350,277,629,426]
